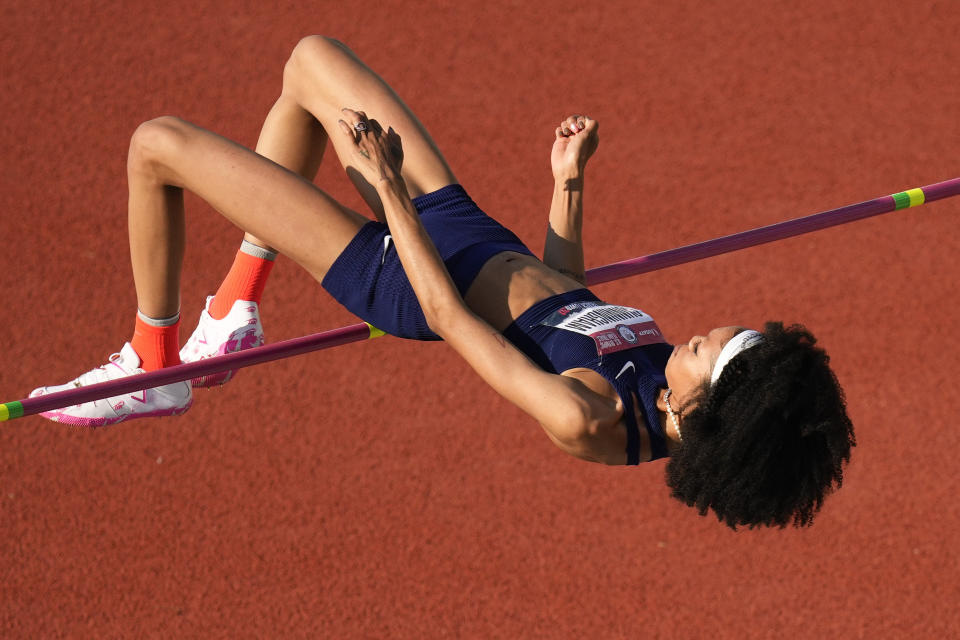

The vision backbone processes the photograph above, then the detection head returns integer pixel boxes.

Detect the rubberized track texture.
[1,1,959,638]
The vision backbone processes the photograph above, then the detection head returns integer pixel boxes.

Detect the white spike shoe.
[29,343,192,426]
[179,296,265,387]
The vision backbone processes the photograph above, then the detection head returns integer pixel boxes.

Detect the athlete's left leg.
[127,116,368,307]
[29,116,373,425]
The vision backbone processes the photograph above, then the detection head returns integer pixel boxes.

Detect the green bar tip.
[891,191,911,210]
[0,401,24,421]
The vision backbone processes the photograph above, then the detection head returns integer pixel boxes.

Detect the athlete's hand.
[338,107,404,184]
[551,115,598,181]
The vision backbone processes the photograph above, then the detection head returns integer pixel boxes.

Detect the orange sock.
[209,244,276,320]
[131,313,181,371]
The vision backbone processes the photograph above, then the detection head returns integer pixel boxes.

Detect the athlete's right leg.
[239,90,328,253]
[178,94,330,385]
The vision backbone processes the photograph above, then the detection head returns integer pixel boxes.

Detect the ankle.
[131,311,181,371]
[209,242,277,320]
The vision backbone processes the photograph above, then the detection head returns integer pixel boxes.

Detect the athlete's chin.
[663,356,676,384]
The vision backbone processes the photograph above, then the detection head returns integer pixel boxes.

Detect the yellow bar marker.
[906,188,925,207]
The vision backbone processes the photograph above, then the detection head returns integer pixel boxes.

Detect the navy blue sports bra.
[502,289,674,464]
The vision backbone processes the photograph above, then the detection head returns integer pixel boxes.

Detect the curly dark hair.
[665,322,855,529]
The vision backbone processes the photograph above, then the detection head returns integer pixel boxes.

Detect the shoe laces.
[73,352,129,387]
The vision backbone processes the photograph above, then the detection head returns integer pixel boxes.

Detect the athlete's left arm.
[543,115,599,285]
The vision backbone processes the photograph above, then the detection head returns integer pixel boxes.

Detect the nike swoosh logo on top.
[616,361,636,379]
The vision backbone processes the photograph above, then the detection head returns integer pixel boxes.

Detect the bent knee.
[292,35,352,60]
[127,116,191,173]
[283,35,353,91]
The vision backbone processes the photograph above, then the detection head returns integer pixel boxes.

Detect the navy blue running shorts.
[321,184,534,340]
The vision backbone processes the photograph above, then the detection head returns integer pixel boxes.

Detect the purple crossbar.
[587,177,960,285]
[14,323,371,418]
[6,177,960,421]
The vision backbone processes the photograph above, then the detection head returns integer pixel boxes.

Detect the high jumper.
[28,36,856,529]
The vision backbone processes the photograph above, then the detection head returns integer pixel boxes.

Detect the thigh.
[141,116,368,284]
[285,36,458,212]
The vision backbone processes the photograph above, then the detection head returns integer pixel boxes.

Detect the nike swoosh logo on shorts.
[616,361,636,379]
[382,235,393,264]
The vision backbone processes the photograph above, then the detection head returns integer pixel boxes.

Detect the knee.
[127,116,189,174]
[282,35,351,94]
[291,34,352,63]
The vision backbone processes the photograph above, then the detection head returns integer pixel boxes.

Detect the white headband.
[710,330,764,385]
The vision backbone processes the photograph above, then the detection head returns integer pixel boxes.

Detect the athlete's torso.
[463,251,584,332]
[464,252,672,463]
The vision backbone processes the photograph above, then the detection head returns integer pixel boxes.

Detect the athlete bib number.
[540,302,666,357]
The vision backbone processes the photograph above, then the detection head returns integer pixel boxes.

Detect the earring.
[663,389,683,442]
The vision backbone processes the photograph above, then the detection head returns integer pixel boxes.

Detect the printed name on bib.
[541,302,666,357]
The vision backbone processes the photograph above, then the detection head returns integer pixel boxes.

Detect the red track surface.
[2,1,958,637]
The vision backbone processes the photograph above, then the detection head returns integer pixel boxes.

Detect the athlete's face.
[665,326,747,408]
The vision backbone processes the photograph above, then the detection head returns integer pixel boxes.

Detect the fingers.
[337,119,353,137]
[340,108,376,135]
[560,115,582,136]
[557,114,596,137]
[386,126,404,162]
[338,108,362,144]
[338,108,404,176]
[340,108,397,156]
[341,107,368,124]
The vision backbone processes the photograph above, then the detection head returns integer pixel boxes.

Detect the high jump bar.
[2,177,958,422]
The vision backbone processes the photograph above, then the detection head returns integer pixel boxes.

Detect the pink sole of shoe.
[39,401,193,427]
[190,371,236,388]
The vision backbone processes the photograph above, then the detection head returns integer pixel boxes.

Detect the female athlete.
[29,37,855,528]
